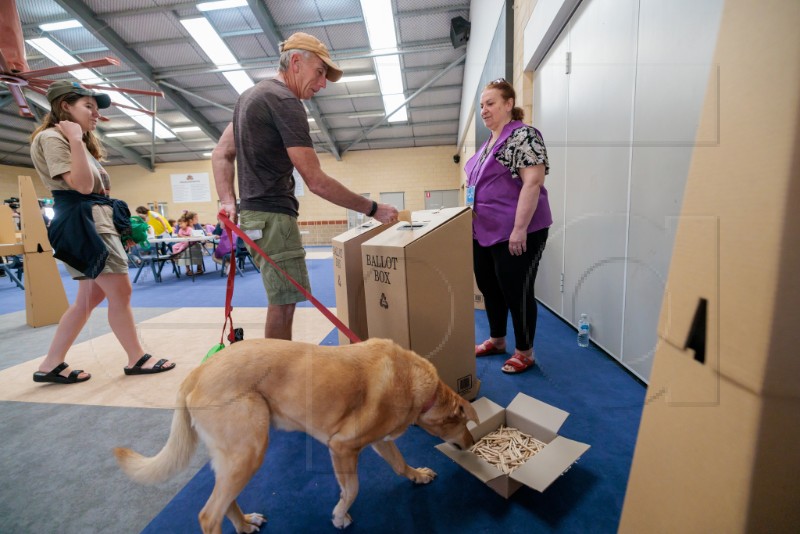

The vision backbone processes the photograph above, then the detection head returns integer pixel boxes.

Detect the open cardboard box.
[436,393,590,498]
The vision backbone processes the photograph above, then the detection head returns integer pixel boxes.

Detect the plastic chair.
[219,239,259,277]
[0,255,24,290]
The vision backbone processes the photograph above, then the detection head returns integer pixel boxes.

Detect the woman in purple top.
[465,79,551,374]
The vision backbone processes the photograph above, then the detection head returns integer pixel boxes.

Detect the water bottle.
[577,314,590,347]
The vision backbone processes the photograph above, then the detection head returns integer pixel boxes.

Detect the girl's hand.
[55,120,84,142]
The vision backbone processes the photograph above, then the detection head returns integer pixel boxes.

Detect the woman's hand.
[55,120,84,142]
[509,228,527,256]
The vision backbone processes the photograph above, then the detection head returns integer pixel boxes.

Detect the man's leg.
[265,303,296,340]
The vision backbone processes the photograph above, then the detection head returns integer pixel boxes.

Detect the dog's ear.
[459,399,479,424]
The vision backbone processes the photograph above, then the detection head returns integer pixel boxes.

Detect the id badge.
[466,185,475,207]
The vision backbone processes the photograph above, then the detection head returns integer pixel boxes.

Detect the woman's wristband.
[367,200,378,217]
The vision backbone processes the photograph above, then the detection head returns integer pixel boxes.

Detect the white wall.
[528,0,724,381]
[456,0,506,150]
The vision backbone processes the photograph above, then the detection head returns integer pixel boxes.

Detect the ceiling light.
[39,20,82,32]
[202,152,213,157]
[104,131,137,137]
[181,17,254,95]
[197,0,247,11]
[26,37,176,139]
[336,74,377,83]
[359,0,407,122]
[172,126,202,132]
[347,112,385,119]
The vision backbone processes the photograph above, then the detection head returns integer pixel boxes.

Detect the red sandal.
[475,339,506,357]
[501,352,535,374]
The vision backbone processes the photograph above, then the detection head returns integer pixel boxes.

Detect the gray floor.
[0,308,208,534]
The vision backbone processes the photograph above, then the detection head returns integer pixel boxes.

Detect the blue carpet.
[0,247,338,314]
[2,249,645,532]
[142,303,644,533]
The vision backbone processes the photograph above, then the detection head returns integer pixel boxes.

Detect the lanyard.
[468,137,495,187]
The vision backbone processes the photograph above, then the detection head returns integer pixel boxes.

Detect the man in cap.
[213,32,398,340]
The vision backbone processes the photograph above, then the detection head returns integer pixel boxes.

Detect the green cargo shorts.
[239,210,310,305]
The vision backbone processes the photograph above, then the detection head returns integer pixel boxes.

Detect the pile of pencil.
[468,425,546,474]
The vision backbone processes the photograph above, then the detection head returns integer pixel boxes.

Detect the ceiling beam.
[52,0,223,143]
[342,53,466,154]
[245,0,341,160]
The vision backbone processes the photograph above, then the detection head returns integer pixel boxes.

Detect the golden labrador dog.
[114,338,479,534]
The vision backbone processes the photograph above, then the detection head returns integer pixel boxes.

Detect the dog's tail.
[113,385,198,485]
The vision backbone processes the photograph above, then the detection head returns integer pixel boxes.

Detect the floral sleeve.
[495,126,549,179]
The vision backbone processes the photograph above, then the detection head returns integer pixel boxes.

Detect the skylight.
[359,0,407,122]
[26,37,176,139]
[39,20,82,32]
[197,0,248,12]
[181,17,254,95]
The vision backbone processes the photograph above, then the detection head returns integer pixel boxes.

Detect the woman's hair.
[30,93,106,160]
[485,78,525,122]
[135,206,149,215]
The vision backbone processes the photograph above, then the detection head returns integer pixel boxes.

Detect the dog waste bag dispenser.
[361,207,478,400]
[331,220,392,345]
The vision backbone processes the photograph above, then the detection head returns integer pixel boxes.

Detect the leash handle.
[217,211,362,344]
[219,214,237,345]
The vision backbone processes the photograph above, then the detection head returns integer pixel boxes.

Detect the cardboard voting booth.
[436,394,590,497]
[620,1,800,531]
[361,207,478,400]
[331,220,392,345]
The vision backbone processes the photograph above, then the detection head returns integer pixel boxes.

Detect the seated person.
[172,215,205,276]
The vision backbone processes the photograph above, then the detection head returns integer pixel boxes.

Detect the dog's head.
[415,381,479,450]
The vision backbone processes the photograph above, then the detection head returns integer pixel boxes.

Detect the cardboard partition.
[620,344,800,532]
[654,0,800,399]
[362,207,478,399]
[331,220,392,344]
[0,204,17,244]
[436,393,590,498]
[24,252,68,327]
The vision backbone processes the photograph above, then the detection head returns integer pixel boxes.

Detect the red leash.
[217,211,362,345]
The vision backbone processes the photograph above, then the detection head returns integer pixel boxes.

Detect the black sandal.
[33,362,91,384]
[124,354,176,375]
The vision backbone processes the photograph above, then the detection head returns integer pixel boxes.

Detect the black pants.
[473,227,548,352]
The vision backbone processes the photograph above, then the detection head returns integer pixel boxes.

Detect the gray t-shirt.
[234,78,313,216]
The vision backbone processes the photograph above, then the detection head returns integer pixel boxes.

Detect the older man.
[213,32,398,340]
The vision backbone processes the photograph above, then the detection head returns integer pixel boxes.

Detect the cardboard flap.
[434,443,506,484]
[510,436,591,492]
[468,397,506,439]
[506,393,568,443]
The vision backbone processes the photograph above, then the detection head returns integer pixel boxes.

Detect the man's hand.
[372,203,398,224]
[219,200,238,224]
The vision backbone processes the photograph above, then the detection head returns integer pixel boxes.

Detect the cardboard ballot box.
[436,393,591,498]
[331,220,392,345]
[361,207,478,400]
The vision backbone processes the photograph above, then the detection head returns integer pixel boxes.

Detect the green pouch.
[202,343,226,363]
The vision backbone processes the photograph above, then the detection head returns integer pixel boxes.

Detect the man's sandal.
[475,339,506,357]
[124,354,176,376]
[501,352,535,374]
[33,362,91,384]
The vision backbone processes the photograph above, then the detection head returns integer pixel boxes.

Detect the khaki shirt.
[31,129,116,235]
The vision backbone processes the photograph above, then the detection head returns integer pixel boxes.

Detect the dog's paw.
[238,513,266,533]
[410,467,437,484]
[332,512,353,529]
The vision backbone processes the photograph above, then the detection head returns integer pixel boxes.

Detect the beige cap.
[279,32,343,82]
